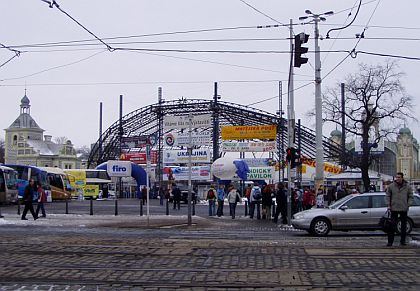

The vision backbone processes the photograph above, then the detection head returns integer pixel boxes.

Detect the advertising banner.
[107,160,132,177]
[164,131,211,147]
[65,170,86,196]
[163,149,211,164]
[120,151,158,164]
[121,136,150,149]
[221,141,277,152]
[163,114,212,130]
[162,166,211,181]
[243,158,276,167]
[221,124,277,140]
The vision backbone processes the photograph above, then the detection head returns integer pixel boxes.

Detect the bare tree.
[322,61,416,190]
[54,136,69,145]
[76,145,91,160]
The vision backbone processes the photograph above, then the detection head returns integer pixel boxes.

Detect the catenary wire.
[239,0,285,25]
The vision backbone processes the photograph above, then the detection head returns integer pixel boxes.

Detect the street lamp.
[298,10,333,191]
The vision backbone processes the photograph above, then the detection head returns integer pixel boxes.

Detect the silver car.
[291,192,420,236]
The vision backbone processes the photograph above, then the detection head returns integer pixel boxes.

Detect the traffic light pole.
[287,19,295,226]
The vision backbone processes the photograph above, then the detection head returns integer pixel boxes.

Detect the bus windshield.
[4,170,18,190]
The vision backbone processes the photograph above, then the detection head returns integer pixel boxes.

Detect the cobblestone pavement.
[0,211,419,290]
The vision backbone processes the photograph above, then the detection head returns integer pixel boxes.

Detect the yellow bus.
[64,169,112,199]
[39,167,73,201]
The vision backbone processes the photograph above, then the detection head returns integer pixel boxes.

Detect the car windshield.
[328,195,354,209]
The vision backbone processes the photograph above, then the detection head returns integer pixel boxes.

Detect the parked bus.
[3,164,51,201]
[64,169,112,199]
[39,167,73,201]
[0,165,18,204]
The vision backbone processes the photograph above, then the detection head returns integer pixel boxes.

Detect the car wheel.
[396,218,413,234]
[310,218,331,236]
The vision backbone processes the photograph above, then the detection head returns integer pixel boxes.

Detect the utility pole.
[287,19,295,226]
[299,10,333,192]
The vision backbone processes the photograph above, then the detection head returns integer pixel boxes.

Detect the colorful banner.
[301,158,343,174]
[163,149,211,164]
[84,185,99,197]
[120,151,158,164]
[221,141,277,152]
[162,166,211,181]
[221,124,277,140]
[163,114,212,130]
[164,131,211,147]
[64,170,86,196]
[243,158,276,167]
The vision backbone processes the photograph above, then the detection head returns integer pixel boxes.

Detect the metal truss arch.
[87,98,354,168]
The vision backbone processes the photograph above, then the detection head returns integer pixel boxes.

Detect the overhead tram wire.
[239,0,285,25]
[42,0,114,52]
[0,42,22,69]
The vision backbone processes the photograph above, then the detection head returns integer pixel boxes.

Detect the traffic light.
[286,147,301,169]
[294,32,309,68]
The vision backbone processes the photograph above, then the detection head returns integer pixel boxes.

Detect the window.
[413,196,420,206]
[372,195,387,208]
[344,196,370,209]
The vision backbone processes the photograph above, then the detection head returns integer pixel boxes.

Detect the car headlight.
[293,213,305,220]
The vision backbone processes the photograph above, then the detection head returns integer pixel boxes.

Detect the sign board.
[163,114,212,130]
[164,131,211,147]
[107,160,132,177]
[121,136,150,149]
[243,158,275,167]
[163,149,211,164]
[162,166,211,181]
[221,141,277,152]
[221,124,277,140]
[120,151,158,164]
[247,167,275,180]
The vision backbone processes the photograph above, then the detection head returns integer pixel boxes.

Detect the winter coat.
[227,189,240,204]
[249,186,261,203]
[386,180,413,211]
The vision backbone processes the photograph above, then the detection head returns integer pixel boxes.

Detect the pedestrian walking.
[35,181,46,218]
[21,179,38,220]
[386,172,413,247]
[216,184,225,217]
[206,185,216,216]
[249,183,262,219]
[273,183,287,224]
[172,184,181,210]
[261,184,273,220]
[227,186,241,219]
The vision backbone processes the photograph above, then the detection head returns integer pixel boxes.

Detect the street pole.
[287,19,295,226]
[187,113,193,226]
[146,143,151,227]
[314,16,324,192]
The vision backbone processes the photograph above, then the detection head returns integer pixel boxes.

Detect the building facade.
[4,94,79,168]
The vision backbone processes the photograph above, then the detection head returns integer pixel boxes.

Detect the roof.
[26,139,63,156]
[326,170,392,181]
[399,127,411,135]
[8,113,43,130]
[86,178,112,184]
[38,167,66,175]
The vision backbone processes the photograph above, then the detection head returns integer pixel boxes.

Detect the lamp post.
[299,10,333,191]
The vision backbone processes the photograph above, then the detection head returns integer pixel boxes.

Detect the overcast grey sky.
[1,0,419,147]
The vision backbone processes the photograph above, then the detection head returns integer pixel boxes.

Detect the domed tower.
[4,93,44,163]
[396,126,414,179]
[329,129,342,145]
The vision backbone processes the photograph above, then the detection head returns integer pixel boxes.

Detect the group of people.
[21,179,47,220]
[206,184,241,219]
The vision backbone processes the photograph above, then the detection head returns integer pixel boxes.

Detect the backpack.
[207,189,215,199]
[252,188,262,200]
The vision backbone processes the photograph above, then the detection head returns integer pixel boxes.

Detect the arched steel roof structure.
[87,98,355,168]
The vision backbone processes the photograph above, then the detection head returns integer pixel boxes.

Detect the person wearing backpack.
[249,183,262,219]
[206,185,216,216]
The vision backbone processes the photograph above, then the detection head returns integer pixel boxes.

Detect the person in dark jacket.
[273,183,287,224]
[261,184,273,220]
[172,184,181,210]
[385,172,413,246]
[21,179,38,220]
[35,181,47,218]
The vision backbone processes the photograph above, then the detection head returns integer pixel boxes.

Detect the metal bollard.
[65,199,69,214]
[17,199,21,215]
[140,200,143,216]
[166,199,169,215]
[272,203,276,218]
[244,200,248,216]
[115,200,118,216]
[90,198,93,215]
